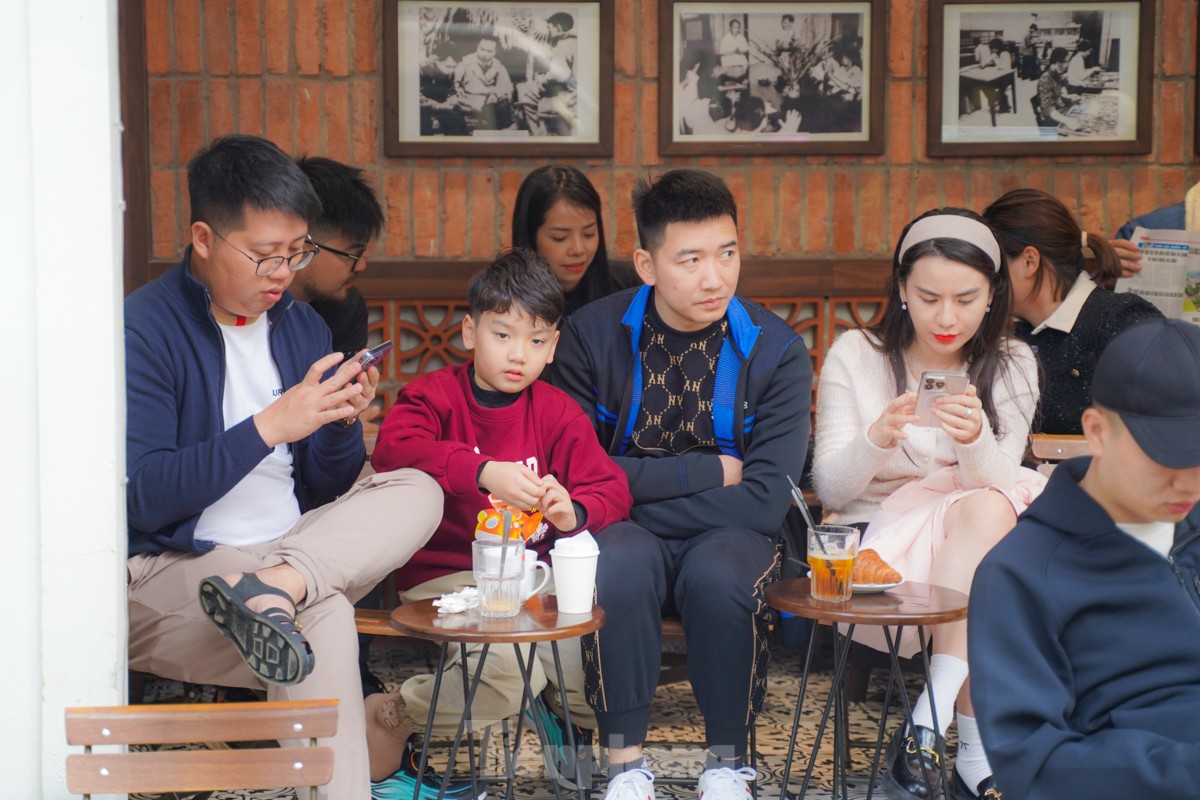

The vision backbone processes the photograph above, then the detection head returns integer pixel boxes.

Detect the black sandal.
[198,572,315,686]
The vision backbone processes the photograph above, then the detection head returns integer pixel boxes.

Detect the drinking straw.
[787,474,833,569]
[498,510,514,578]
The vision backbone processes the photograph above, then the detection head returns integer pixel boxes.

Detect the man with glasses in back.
[292,156,381,360]
[292,155,393,699]
[124,134,459,800]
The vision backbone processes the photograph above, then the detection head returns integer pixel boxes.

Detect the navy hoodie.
[970,457,1200,799]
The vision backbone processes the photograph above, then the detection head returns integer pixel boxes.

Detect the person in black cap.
[967,318,1200,800]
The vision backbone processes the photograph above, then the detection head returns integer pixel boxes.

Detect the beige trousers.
[128,468,443,800]
[393,572,595,737]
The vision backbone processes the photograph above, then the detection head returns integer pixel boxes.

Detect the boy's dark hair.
[632,169,738,254]
[467,248,565,327]
[296,156,384,244]
[1049,46,1070,65]
[187,134,321,232]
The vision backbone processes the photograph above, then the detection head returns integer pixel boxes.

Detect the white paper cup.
[550,549,598,614]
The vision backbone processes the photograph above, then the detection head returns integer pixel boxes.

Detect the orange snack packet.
[474,502,544,542]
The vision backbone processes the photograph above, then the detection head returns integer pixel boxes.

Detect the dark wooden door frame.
[118,0,150,293]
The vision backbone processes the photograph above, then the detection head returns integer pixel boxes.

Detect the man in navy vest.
[552,169,812,800]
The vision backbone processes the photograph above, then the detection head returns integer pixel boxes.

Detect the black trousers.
[582,522,778,758]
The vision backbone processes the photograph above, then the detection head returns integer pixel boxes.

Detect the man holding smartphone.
[124,134,447,800]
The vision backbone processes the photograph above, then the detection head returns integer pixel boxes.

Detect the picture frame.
[657,0,885,155]
[928,0,1152,157]
[383,0,613,157]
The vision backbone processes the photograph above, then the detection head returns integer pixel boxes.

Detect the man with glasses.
[124,135,458,800]
[292,156,383,360]
[293,155,393,700]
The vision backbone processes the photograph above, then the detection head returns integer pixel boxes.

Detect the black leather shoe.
[947,768,1003,799]
[881,725,945,800]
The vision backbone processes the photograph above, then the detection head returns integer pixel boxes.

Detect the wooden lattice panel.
[751,296,824,394]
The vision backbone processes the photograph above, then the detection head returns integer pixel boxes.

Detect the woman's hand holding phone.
[868,392,919,449]
[931,384,983,444]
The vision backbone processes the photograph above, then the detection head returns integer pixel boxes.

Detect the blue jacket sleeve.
[1114,201,1185,240]
[125,326,275,533]
[970,553,1200,799]
[297,417,366,500]
[630,339,812,538]
[551,315,725,502]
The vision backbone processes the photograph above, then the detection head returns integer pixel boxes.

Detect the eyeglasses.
[314,241,369,271]
[213,229,319,277]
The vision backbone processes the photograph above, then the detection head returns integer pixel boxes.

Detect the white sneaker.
[697,766,756,800]
[603,768,656,800]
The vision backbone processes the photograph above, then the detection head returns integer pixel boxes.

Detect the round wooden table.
[765,579,968,800]
[389,595,605,800]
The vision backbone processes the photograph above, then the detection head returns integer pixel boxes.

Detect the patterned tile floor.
[138,634,934,800]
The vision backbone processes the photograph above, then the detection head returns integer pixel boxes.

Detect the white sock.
[953,713,992,794]
[910,654,968,736]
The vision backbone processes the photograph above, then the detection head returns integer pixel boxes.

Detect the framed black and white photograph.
[657,0,884,155]
[383,0,613,156]
[929,0,1152,156]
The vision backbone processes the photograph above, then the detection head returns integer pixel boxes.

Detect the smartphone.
[357,340,393,372]
[915,370,970,427]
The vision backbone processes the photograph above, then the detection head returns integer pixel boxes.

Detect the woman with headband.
[984,188,1162,434]
[812,208,1042,800]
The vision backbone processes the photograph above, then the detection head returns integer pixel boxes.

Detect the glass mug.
[808,525,860,602]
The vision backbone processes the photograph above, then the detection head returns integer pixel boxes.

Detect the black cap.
[1092,318,1200,468]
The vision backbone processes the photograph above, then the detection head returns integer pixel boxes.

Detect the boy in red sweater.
[370,248,633,793]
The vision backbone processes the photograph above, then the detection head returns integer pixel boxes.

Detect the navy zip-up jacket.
[552,285,811,539]
[125,251,365,556]
[970,457,1200,799]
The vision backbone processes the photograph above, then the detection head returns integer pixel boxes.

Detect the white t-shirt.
[194,315,301,546]
[1116,521,1175,558]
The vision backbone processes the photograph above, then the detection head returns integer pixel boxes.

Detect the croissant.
[854,549,902,584]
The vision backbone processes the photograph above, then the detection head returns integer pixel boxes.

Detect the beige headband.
[898,215,1001,272]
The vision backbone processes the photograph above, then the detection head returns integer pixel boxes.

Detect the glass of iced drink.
[472,539,525,618]
[808,525,860,602]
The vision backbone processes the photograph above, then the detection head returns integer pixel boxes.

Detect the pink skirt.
[850,465,1047,657]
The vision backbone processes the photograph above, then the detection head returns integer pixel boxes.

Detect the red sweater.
[372,363,632,589]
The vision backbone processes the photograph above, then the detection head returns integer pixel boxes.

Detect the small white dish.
[852,581,902,594]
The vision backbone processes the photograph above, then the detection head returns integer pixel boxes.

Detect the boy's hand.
[478,461,545,511]
[537,474,578,532]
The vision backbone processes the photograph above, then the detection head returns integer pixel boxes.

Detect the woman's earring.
[985,304,991,312]
[901,301,908,311]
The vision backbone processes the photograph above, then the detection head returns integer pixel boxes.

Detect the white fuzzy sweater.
[813,329,1039,524]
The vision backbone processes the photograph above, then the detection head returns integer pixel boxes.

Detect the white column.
[0,0,126,797]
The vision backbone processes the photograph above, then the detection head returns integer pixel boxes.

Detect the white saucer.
[852,581,902,594]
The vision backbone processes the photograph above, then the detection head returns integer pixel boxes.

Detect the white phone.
[915,370,970,427]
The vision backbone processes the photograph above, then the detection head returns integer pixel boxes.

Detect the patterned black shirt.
[630,302,727,455]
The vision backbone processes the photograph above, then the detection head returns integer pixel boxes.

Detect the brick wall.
[140,0,1198,266]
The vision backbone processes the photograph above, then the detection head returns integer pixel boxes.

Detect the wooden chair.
[65,699,337,799]
[1029,433,1089,476]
